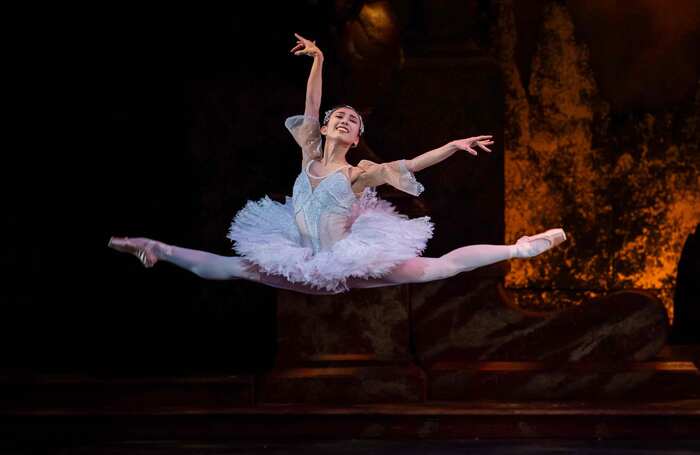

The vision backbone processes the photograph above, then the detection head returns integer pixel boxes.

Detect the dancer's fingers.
[290,44,303,53]
[466,146,477,155]
[477,143,492,152]
[294,33,311,44]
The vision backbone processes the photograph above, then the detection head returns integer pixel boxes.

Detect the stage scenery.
[3,0,699,453]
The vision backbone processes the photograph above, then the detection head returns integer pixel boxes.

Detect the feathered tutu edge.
[227,188,434,293]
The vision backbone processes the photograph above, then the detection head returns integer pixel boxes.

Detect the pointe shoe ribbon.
[107,237,159,268]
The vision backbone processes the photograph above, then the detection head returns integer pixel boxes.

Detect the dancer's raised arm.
[290,32,323,119]
[285,33,325,160]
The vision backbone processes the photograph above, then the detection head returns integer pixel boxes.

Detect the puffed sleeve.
[355,159,425,196]
[284,114,322,159]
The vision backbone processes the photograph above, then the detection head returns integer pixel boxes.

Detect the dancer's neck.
[321,140,350,167]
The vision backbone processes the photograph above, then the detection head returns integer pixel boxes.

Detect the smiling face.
[321,107,363,147]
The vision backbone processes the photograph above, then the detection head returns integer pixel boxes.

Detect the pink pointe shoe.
[107,237,160,268]
[514,228,567,258]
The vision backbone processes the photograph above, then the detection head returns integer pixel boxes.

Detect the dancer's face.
[322,107,361,146]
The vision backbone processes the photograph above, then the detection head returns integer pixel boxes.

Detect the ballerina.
[108,33,566,295]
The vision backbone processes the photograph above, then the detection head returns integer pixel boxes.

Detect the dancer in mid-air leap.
[109,33,566,295]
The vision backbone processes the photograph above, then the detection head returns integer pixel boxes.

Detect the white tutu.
[227,187,433,293]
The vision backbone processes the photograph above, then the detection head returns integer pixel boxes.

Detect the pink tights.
[151,242,531,295]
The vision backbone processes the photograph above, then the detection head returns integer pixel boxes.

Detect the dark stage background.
[20,3,342,374]
[5,0,699,378]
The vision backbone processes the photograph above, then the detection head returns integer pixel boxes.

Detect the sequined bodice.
[291,160,357,253]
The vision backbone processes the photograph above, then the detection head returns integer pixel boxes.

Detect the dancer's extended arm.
[352,135,495,196]
[405,136,494,173]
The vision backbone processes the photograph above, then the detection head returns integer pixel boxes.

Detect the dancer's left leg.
[347,244,516,289]
[347,231,564,289]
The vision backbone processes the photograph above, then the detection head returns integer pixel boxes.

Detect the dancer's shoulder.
[354,159,424,197]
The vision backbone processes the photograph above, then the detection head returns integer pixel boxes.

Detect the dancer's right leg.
[108,237,339,295]
[162,247,339,294]
[108,237,258,280]
[161,245,260,281]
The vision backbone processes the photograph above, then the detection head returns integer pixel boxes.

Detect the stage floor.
[6,438,700,454]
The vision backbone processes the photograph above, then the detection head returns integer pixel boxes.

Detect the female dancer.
[108,33,566,295]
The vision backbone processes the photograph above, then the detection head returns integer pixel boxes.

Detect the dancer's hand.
[450,136,494,156]
[290,33,323,58]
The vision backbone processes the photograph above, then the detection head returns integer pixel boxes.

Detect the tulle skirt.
[227,188,433,293]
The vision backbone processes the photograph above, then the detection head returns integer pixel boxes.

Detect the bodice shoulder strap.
[306,159,352,179]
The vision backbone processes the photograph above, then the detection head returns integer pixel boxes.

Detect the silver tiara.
[323,106,365,135]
